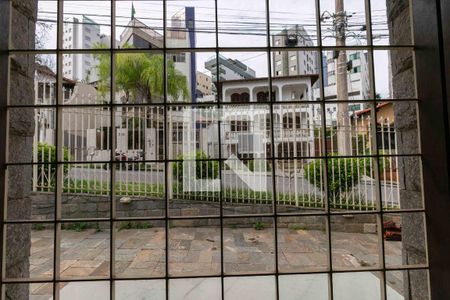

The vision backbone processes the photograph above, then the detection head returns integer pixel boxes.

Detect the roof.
[355,102,391,117]
[35,63,76,85]
[219,74,320,87]
[120,18,163,48]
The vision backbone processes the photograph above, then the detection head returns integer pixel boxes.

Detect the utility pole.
[335,0,352,155]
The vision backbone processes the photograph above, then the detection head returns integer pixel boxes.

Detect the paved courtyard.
[28,227,403,299]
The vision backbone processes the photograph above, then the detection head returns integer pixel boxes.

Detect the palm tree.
[95,46,189,104]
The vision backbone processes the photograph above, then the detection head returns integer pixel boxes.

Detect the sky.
[37,0,395,98]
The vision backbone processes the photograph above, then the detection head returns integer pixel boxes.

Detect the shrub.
[253,221,264,230]
[64,222,88,232]
[246,159,271,172]
[304,155,362,199]
[304,152,392,201]
[173,151,219,183]
[36,143,71,190]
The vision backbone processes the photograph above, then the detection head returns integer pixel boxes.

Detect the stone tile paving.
[28,227,402,299]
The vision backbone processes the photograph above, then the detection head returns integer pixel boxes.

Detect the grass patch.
[253,221,264,230]
[118,222,153,231]
[63,222,88,232]
[33,224,46,231]
[38,179,386,211]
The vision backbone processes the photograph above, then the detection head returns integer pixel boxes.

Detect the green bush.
[253,221,264,230]
[246,159,271,172]
[305,155,362,199]
[173,151,219,183]
[304,152,392,201]
[36,143,71,190]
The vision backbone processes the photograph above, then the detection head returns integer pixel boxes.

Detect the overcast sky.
[38,0,394,97]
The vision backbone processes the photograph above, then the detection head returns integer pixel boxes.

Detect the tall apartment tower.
[324,50,371,102]
[272,25,318,77]
[63,16,107,82]
[205,55,256,82]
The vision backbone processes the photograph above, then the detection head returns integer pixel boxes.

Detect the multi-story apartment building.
[119,18,163,49]
[272,25,370,116]
[324,50,371,101]
[272,25,318,77]
[205,55,256,83]
[320,50,371,115]
[196,71,213,97]
[62,16,109,82]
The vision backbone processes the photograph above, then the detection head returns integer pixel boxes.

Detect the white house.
[217,75,320,160]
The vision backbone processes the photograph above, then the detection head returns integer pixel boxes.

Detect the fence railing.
[32,107,401,211]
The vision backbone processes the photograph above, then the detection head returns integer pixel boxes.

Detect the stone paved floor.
[28,227,402,299]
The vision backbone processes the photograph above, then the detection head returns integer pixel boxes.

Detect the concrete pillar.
[5,1,37,299]
[387,1,428,299]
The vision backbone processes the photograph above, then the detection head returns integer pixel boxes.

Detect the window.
[3,1,443,300]
[230,92,251,103]
[230,120,249,132]
[172,53,186,63]
[351,66,361,73]
[349,52,361,60]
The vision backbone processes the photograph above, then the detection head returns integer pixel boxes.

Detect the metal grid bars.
[0,0,431,300]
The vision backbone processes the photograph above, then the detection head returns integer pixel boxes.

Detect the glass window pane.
[63,1,111,50]
[4,223,55,279]
[59,281,110,299]
[169,278,221,300]
[115,280,165,300]
[278,216,328,272]
[218,0,267,48]
[115,221,165,278]
[59,222,110,279]
[223,217,275,274]
[269,0,318,47]
[166,0,216,48]
[168,219,220,277]
[333,272,382,300]
[320,0,369,46]
[279,274,329,300]
[331,214,381,270]
[115,1,164,49]
[224,276,276,300]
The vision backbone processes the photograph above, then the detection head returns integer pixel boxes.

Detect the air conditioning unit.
[285,34,298,46]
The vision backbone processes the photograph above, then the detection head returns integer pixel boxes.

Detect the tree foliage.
[173,151,219,183]
[36,143,71,190]
[95,45,189,103]
[304,155,362,199]
[304,154,391,200]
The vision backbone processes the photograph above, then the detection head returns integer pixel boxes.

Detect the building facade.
[119,18,163,49]
[272,25,318,77]
[205,54,256,84]
[196,71,213,97]
[62,16,109,82]
[217,75,319,160]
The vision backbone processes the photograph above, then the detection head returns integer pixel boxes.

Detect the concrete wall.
[6,1,37,299]
[387,0,429,299]
[31,192,387,233]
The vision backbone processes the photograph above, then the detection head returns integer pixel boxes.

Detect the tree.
[95,46,189,103]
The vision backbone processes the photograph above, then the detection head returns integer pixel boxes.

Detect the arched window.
[257,91,267,102]
[240,92,250,102]
[231,93,240,103]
